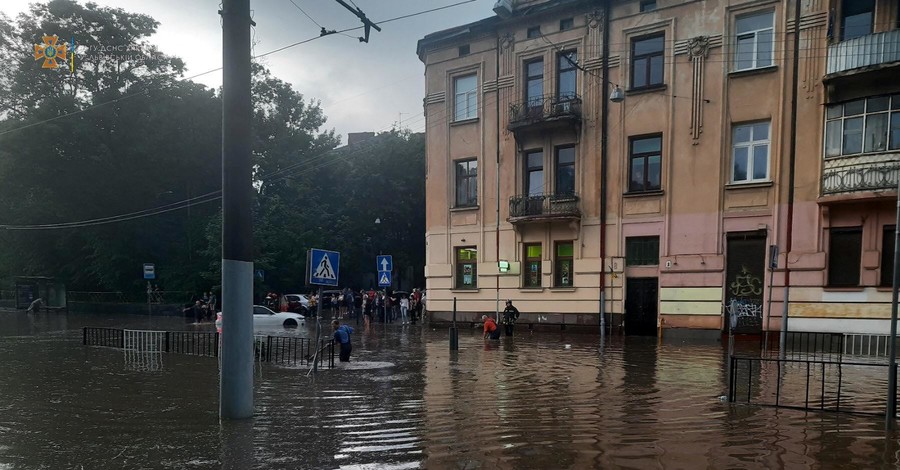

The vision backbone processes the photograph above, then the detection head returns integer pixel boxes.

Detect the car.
[215,305,306,332]
[283,294,310,314]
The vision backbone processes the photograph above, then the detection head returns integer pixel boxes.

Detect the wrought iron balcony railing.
[827,29,900,75]
[509,192,580,221]
[508,94,582,130]
[822,160,900,195]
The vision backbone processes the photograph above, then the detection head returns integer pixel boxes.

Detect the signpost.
[308,249,341,373]
[377,255,392,288]
[143,263,155,318]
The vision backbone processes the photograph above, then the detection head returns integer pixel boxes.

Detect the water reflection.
[1,310,900,468]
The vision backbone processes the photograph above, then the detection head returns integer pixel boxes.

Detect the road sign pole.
[314,285,323,373]
[450,297,458,351]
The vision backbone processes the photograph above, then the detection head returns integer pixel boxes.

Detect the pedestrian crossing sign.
[308,248,340,286]
[378,271,391,287]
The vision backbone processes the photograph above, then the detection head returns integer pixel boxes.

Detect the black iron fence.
[508,93,582,128]
[68,290,195,304]
[509,192,580,219]
[83,327,334,369]
[760,331,845,361]
[729,355,898,417]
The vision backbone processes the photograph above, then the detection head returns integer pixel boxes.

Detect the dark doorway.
[725,233,766,334]
[625,277,658,336]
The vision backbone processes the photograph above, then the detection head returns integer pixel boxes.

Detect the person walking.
[482,315,501,340]
[400,295,409,324]
[332,320,354,362]
[502,300,520,337]
[208,291,217,312]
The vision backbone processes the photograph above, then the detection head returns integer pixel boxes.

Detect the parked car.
[283,294,310,314]
[215,305,305,332]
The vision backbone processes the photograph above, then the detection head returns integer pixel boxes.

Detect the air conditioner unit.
[493,0,514,18]
[554,101,572,114]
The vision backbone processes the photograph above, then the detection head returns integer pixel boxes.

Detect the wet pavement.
[1,309,900,469]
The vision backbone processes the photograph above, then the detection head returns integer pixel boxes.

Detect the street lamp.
[609,85,625,103]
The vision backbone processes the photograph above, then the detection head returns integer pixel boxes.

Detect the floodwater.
[1,310,900,469]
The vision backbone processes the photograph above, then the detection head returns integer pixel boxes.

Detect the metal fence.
[760,331,845,361]
[83,327,334,369]
[68,290,197,304]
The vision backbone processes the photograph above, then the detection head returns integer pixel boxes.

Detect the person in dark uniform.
[501,300,520,337]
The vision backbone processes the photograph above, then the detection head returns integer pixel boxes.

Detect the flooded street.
[1,310,899,469]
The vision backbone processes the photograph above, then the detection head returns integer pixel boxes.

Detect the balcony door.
[525,59,544,118]
[841,0,874,40]
[524,150,544,215]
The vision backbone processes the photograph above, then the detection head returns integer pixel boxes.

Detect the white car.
[216,305,305,332]
[283,294,310,313]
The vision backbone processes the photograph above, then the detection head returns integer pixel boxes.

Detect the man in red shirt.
[482,315,501,340]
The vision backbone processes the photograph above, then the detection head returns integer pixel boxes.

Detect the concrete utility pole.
[219,0,254,420]
[887,182,900,429]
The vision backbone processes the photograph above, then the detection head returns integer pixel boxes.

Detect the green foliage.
[0,1,425,299]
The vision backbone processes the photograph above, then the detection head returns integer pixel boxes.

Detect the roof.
[416,0,596,61]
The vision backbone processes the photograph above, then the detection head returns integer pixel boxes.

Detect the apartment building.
[416,0,900,337]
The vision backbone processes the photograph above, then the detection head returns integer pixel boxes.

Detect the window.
[456,247,478,289]
[631,34,664,89]
[525,59,544,109]
[555,146,575,196]
[527,26,541,39]
[524,243,542,287]
[560,18,574,31]
[734,11,774,71]
[628,135,662,193]
[525,150,544,196]
[828,228,862,287]
[626,236,660,266]
[557,51,577,101]
[640,1,657,12]
[458,44,470,56]
[453,74,477,121]
[732,122,770,183]
[882,226,896,287]
[455,159,477,207]
[841,0,874,41]
[555,242,574,287]
[825,95,900,157]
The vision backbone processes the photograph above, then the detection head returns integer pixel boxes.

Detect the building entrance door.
[725,233,766,334]
[625,277,658,336]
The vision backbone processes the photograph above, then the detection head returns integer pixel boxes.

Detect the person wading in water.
[332,320,354,362]
[501,300,520,337]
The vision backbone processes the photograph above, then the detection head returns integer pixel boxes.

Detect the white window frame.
[731,122,771,183]
[453,74,478,122]
[734,11,775,72]
[824,95,900,158]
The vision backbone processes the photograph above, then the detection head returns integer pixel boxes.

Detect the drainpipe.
[496,34,502,323]
[599,0,611,336]
[779,0,801,358]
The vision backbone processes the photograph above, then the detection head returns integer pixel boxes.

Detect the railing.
[760,331,845,361]
[827,29,900,75]
[822,161,900,195]
[68,290,196,304]
[844,334,900,358]
[509,192,580,220]
[508,94,582,129]
[82,327,334,368]
[729,355,898,417]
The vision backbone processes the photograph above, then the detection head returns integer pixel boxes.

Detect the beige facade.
[417,0,900,336]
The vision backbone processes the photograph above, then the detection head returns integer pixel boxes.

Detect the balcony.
[826,29,900,77]
[507,94,582,137]
[821,155,900,197]
[508,192,581,224]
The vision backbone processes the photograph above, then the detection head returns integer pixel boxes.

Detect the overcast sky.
[2,0,490,142]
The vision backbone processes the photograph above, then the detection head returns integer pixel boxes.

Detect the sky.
[2,0,491,142]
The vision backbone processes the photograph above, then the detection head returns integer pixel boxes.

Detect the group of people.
[183,291,217,323]
[360,288,425,326]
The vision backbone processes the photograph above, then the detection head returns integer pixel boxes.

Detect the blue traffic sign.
[143,263,156,280]
[309,249,340,286]
[378,271,392,287]
[255,269,265,280]
[376,255,393,273]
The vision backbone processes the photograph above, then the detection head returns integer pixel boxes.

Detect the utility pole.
[887,180,900,429]
[219,0,254,420]
[599,0,611,338]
